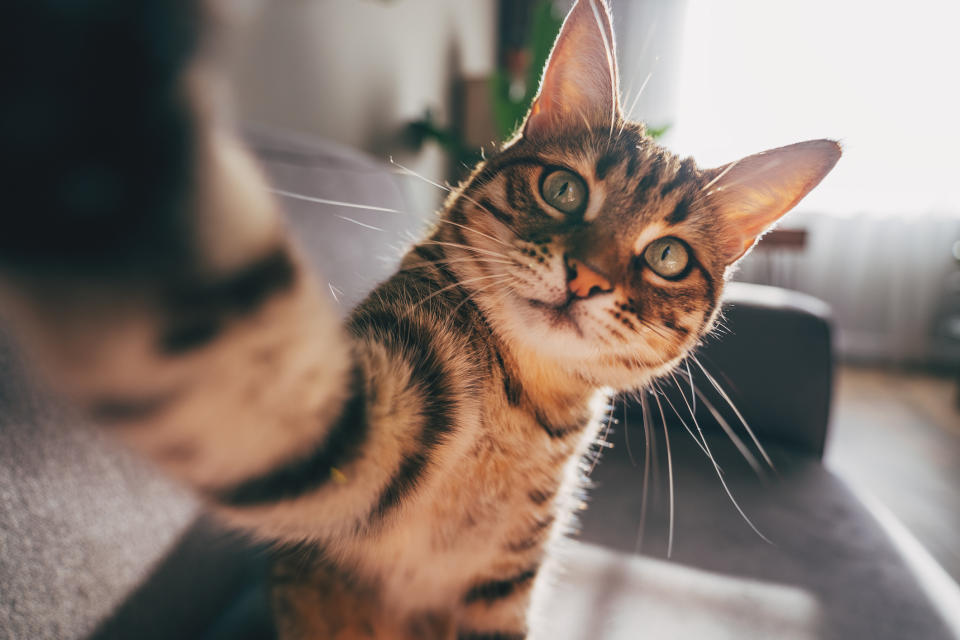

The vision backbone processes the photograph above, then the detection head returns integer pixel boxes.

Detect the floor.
[825,365,960,584]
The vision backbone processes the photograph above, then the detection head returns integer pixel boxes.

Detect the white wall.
[230,0,496,217]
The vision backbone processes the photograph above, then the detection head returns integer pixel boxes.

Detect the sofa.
[1,128,958,640]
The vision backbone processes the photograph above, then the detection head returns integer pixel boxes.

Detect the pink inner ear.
[709,139,842,263]
[523,0,621,140]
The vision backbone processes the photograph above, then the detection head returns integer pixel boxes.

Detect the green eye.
[643,237,690,279]
[541,169,587,214]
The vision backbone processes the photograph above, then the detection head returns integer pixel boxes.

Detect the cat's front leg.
[456,566,540,640]
[271,552,456,640]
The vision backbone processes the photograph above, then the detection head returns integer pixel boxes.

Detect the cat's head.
[439,0,839,390]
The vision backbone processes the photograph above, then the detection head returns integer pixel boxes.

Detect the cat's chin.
[523,298,584,337]
[489,293,612,367]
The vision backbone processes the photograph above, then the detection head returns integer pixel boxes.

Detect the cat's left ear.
[708,139,841,264]
[522,0,621,141]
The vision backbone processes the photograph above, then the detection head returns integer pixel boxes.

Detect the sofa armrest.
[677,281,834,459]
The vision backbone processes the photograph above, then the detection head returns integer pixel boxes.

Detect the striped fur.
[0,1,839,638]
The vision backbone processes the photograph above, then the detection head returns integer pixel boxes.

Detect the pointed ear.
[522,0,621,141]
[708,139,841,264]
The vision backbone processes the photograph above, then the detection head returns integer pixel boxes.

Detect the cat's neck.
[498,338,599,423]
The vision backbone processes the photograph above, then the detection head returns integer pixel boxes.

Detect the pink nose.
[566,258,613,298]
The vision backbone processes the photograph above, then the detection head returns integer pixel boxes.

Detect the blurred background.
[229,0,960,581]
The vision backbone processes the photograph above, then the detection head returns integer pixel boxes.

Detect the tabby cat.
[0,1,839,638]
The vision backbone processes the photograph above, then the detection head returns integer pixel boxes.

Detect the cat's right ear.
[521,0,621,141]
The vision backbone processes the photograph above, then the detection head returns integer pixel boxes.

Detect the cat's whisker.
[650,387,675,559]
[620,72,652,137]
[693,384,764,478]
[337,215,384,232]
[327,283,342,304]
[623,396,637,467]
[445,276,514,319]
[692,157,783,210]
[673,364,763,476]
[408,257,516,272]
[685,360,696,414]
[407,273,512,313]
[666,372,772,544]
[465,197,523,237]
[618,16,658,128]
[636,316,676,342]
[271,188,400,214]
[634,392,653,554]
[652,379,710,460]
[435,218,514,249]
[692,356,776,471]
[390,158,451,193]
[699,159,742,194]
[419,240,511,261]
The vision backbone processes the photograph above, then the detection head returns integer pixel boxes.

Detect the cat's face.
[446,126,722,386]
[438,0,839,390]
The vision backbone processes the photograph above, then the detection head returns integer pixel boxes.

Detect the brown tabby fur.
[0,1,839,638]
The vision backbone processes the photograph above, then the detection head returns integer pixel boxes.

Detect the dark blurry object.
[0,0,200,276]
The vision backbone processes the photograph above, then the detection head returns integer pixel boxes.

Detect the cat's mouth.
[524,295,583,337]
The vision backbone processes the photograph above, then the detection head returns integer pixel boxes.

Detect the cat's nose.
[566,257,613,298]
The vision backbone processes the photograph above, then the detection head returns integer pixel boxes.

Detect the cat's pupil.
[661,246,671,261]
[557,182,569,197]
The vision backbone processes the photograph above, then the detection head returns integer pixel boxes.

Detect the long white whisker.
[620,72,652,136]
[637,316,676,342]
[408,273,511,312]
[699,433,772,544]
[419,241,510,261]
[618,16,658,130]
[337,215,383,232]
[652,380,710,458]
[623,397,637,467]
[390,159,451,193]
[669,371,772,544]
[445,276,513,319]
[327,283,342,304]
[407,256,515,269]
[634,392,652,554]
[685,359,696,414]
[272,189,400,213]
[460,194,522,236]
[651,387,675,558]
[436,218,513,249]
[692,357,775,470]
[698,158,743,195]
[693,384,764,477]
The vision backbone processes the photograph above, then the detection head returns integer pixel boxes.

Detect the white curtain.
[614,0,960,364]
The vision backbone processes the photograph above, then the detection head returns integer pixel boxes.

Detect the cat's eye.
[541,169,587,215]
[643,237,690,279]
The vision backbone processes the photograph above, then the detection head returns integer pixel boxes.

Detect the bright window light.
[669,0,960,216]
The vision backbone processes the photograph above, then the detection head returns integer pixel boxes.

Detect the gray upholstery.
[0,332,199,639]
[573,426,960,638]
[1,128,958,639]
